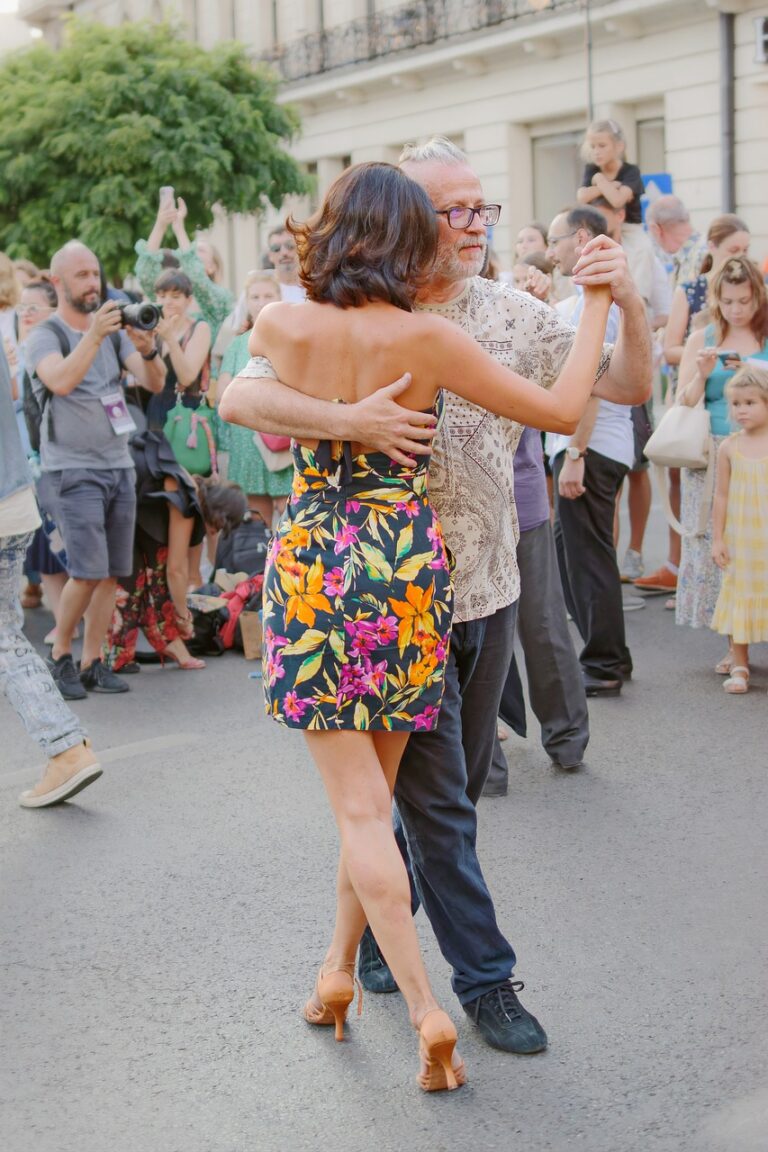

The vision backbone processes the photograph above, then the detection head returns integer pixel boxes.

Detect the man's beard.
[433,237,487,282]
[64,284,100,314]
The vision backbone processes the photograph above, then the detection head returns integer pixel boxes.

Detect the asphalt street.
[1,507,767,1152]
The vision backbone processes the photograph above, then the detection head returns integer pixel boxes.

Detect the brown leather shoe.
[20,583,43,609]
[19,740,102,808]
[633,566,677,593]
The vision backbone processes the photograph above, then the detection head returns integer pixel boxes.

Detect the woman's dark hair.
[289,162,437,311]
[709,255,768,346]
[699,214,750,275]
[196,478,247,536]
[25,278,58,308]
[154,269,193,297]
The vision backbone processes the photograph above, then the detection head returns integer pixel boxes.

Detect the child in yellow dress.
[711,365,768,693]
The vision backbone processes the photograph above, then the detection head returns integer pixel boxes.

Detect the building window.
[532,131,583,227]
[637,118,666,177]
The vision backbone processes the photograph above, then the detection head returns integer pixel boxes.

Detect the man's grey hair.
[398,136,468,166]
[646,195,690,227]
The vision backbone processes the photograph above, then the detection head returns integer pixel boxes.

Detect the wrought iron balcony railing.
[263,0,612,84]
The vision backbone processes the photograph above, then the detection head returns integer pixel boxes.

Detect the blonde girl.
[710,366,768,693]
[577,119,644,225]
[577,119,647,295]
[676,258,768,656]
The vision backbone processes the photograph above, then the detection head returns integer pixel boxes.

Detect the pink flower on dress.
[265,650,286,687]
[413,705,440,730]
[395,499,421,519]
[334,523,360,554]
[361,658,388,694]
[283,691,310,721]
[345,618,379,655]
[323,567,346,597]
[345,499,361,514]
[338,661,368,700]
[376,615,399,645]
[264,626,289,649]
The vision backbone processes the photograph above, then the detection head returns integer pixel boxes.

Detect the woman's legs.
[304,729,440,1028]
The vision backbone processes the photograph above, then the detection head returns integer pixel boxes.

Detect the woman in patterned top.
[225,162,611,1095]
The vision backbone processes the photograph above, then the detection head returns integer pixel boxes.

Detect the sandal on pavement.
[715,653,735,675]
[723,667,749,695]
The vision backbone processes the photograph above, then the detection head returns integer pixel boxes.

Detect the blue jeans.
[393,601,518,1005]
[0,532,86,759]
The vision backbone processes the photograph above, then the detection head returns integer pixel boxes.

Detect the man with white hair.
[646,194,708,291]
[25,242,165,701]
[220,140,652,1054]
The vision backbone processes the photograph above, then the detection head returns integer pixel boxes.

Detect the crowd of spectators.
[3,120,768,810]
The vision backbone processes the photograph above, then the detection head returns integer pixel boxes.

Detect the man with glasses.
[221,140,652,1054]
[265,227,306,303]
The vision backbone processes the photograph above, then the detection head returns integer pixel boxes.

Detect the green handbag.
[163,393,218,477]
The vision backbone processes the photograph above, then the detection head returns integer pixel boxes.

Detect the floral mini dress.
[262,396,453,731]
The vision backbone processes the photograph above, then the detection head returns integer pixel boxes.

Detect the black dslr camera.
[118,302,162,331]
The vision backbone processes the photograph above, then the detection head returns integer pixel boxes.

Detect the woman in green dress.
[216,271,293,527]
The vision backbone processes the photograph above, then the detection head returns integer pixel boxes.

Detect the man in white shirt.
[547,206,638,695]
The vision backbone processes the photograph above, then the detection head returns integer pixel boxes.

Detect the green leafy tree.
[0,18,309,277]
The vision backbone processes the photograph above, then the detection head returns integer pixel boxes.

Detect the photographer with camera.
[24,241,165,700]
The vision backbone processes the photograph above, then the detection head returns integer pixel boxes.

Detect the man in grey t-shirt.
[25,242,165,700]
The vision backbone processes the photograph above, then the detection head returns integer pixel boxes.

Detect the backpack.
[24,319,122,454]
[213,514,270,577]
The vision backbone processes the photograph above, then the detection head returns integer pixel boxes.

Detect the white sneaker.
[622,594,646,612]
[620,549,644,582]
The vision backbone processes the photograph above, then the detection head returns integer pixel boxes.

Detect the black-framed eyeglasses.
[547,229,578,246]
[434,204,501,230]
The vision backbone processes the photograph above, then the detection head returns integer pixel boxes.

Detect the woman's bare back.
[253,299,441,442]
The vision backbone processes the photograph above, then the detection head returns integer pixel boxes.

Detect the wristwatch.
[565,446,587,461]
[141,349,159,361]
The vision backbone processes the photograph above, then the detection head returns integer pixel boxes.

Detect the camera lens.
[118,302,161,331]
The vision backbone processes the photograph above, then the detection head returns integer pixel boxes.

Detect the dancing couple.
[220,160,625,1092]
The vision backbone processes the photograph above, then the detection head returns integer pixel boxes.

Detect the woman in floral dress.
[223,162,611,1094]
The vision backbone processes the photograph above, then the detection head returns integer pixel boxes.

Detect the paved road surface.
[2,513,767,1152]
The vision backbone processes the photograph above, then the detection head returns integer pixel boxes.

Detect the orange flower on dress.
[281,525,311,552]
[388,581,436,654]
[282,557,333,627]
[275,551,308,582]
[408,653,439,686]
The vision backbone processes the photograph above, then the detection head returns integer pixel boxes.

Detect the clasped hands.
[572,234,639,309]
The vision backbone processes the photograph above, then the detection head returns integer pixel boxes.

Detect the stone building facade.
[18,0,768,288]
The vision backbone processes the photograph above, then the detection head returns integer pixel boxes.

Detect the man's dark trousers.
[387,601,519,1005]
[552,448,631,681]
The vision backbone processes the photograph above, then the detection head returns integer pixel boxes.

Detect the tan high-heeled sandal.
[302,965,362,1042]
[416,1009,466,1092]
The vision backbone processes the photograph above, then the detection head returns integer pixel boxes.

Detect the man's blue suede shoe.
[357,926,398,994]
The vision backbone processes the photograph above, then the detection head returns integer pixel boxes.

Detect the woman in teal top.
[216,272,293,527]
[675,256,768,645]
